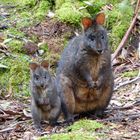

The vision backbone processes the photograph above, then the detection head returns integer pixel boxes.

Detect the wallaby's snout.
[97,48,103,54]
[96,43,104,54]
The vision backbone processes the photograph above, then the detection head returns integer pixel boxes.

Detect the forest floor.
[0,3,140,140]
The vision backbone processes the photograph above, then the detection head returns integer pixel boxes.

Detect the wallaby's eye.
[35,75,39,80]
[89,34,95,41]
[44,75,47,79]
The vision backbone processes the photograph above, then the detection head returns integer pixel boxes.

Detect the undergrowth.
[39,119,104,140]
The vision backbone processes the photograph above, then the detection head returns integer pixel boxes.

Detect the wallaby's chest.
[84,56,104,80]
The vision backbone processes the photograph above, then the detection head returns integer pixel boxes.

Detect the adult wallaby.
[56,13,114,119]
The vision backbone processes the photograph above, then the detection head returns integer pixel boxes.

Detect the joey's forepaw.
[34,125,43,133]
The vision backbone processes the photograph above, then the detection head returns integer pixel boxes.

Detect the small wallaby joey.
[30,60,61,131]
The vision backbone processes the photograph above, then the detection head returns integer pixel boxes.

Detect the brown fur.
[56,13,114,118]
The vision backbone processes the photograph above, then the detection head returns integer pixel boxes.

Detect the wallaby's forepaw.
[49,120,59,126]
[88,80,101,90]
[94,110,104,118]
[88,81,96,89]
[66,114,74,125]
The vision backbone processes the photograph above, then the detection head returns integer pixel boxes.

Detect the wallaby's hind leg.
[57,74,75,122]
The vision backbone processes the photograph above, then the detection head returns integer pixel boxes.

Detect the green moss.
[105,0,133,51]
[39,119,104,140]
[55,0,65,9]
[67,119,103,132]
[55,2,90,25]
[0,0,17,4]
[20,0,36,7]
[6,28,25,38]
[40,132,96,140]
[35,0,50,20]
[38,43,48,52]
[0,55,30,97]
[84,0,106,16]
[8,40,24,53]
[104,0,122,5]
[121,70,139,78]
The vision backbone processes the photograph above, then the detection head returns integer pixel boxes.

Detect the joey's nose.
[41,84,44,88]
[40,84,44,88]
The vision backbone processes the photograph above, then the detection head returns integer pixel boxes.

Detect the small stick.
[114,76,140,91]
[0,121,26,133]
[0,127,14,133]
[102,114,140,122]
[107,100,140,111]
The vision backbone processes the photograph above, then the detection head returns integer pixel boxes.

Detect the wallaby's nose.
[97,49,103,54]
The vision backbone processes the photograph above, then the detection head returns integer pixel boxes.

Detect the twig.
[112,0,140,61]
[114,76,140,91]
[7,34,27,42]
[106,100,140,111]
[0,121,26,133]
[0,114,10,119]
[0,127,14,133]
[0,48,10,56]
[102,113,140,122]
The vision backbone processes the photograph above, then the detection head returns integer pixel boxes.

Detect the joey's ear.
[81,17,93,30]
[41,60,49,69]
[95,12,105,25]
[29,62,39,71]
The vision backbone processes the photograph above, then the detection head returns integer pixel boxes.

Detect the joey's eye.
[35,75,39,80]
[89,34,95,41]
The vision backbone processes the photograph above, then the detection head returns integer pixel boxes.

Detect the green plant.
[0,55,30,97]
[105,0,133,51]
[35,0,50,20]
[55,2,90,25]
[39,119,104,140]
[121,70,139,78]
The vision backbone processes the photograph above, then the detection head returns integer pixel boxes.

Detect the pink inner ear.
[95,13,105,25]
[41,60,49,69]
[82,17,93,30]
[29,63,39,71]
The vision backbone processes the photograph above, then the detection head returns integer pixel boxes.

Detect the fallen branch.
[114,76,140,91]
[112,0,140,61]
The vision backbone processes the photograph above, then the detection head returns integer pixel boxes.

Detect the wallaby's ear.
[81,17,93,30]
[95,12,105,25]
[29,62,39,71]
[41,60,49,69]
